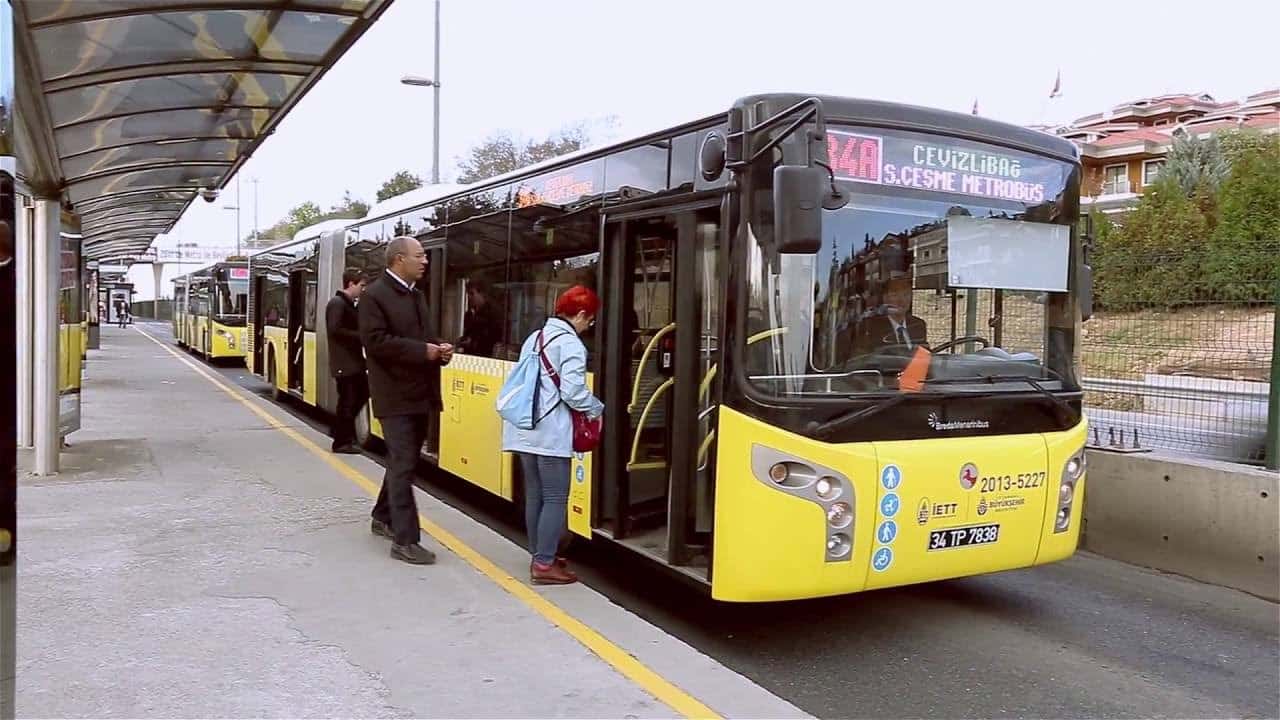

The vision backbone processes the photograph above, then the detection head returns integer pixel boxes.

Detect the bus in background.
[247,93,1090,602]
[170,258,249,364]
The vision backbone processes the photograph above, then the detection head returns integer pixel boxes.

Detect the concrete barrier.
[1082,450,1279,602]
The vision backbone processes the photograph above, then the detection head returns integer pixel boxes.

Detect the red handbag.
[537,330,602,453]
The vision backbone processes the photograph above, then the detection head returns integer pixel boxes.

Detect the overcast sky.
[132,0,1280,297]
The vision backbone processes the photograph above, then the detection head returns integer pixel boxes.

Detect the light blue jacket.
[501,317,604,458]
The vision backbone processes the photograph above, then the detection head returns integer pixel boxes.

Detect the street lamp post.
[221,178,241,258]
[400,0,441,184]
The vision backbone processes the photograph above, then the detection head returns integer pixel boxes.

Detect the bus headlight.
[751,446,854,563]
[827,533,851,558]
[827,502,852,529]
[816,476,840,500]
[1054,448,1086,533]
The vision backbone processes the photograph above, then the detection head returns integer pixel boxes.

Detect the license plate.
[928,523,999,551]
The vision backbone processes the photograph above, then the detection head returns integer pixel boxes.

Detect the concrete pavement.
[16,325,806,719]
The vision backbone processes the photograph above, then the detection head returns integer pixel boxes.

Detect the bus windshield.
[214,275,249,324]
[744,125,1080,400]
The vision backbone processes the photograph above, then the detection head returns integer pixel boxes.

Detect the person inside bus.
[325,268,368,454]
[855,276,927,354]
[359,236,453,566]
[457,281,500,357]
[501,285,604,586]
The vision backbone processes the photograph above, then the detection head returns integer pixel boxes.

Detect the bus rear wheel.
[267,350,283,402]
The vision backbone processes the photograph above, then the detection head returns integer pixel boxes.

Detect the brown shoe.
[531,561,577,585]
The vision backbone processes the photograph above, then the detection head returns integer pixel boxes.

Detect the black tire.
[267,348,283,402]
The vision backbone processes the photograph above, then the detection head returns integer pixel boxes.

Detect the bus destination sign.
[826,130,1059,204]
[515,168,596,208]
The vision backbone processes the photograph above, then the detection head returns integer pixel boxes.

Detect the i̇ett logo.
[959,462,979,490]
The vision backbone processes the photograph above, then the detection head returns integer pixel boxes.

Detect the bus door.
[287,269,306,392]
[424,245,445,457]
[251,274,265,375]
[601,204,720,568]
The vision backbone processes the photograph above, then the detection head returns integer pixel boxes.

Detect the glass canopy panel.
[67,167,226,204]
[55,107,271,157]
[33,10,356,81]
[61,138,250,181]
[47,72,304,127]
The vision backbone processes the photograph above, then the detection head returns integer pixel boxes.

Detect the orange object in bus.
[898,346,931,392]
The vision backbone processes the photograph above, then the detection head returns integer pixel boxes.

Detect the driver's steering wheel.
[929,335,991,354]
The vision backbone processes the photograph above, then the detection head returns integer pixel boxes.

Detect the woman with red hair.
[501,285,604,585]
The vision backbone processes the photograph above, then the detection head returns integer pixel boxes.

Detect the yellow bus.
[172,259,249,364]
[248,93,1090,602]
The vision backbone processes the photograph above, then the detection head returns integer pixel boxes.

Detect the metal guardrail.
[1082,376,1269,403]
[1082,376,1270,465]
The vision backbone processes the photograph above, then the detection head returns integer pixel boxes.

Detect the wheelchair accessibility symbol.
[872,547,893,572]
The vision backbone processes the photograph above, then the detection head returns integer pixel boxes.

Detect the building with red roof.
[1046,88,1279,214]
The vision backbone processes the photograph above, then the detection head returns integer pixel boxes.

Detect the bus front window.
[214,278,249,324]
[744,126,1080,403]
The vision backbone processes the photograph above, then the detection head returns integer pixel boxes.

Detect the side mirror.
[699,132,727,181]
[773,165,825,254]
[1080,263,1094,321]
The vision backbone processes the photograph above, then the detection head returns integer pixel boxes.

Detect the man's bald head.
[385,235,426,283]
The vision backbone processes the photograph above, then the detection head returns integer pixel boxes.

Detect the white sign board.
[945,216,1069,292]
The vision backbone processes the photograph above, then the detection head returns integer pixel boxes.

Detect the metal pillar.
[432,0,440,184]
[1266,281,1279,471]
[152,262,165,318]
[32,198,59,476]
[14,197,30,449]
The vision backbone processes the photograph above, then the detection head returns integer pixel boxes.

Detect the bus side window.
[444,186,511,359]
[507,207,600,368]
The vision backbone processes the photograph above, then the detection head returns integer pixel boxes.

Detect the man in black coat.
[325,268,367,454]
[358,236,453,565]
[855,276,928,354]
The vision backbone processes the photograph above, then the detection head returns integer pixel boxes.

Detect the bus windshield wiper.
[807,393,916,438]
[926,374,1078,422]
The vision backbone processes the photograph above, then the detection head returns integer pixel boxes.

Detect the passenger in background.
[325,268,368,454]
[359,237,453,565]
[501,285,604,585]
[457,281,500,356]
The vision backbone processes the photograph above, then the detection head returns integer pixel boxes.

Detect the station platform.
[17,325,806,719]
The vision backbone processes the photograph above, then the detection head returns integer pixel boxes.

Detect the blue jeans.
[516,452,570,566]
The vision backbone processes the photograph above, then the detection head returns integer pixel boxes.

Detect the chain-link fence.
[1081,245,1276,466]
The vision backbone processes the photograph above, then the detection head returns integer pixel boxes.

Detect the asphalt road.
[144,321,1280,719]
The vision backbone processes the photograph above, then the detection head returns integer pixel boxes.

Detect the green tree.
[1203,139,1280,301]
[1091,178,1209,309]
[1162,132,1229,197]
[454,117,616,184]
[328,190,369,219]
[1218,127,1280,167]
[376,170,424,202]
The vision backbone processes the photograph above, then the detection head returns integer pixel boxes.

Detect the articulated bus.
[171,259,249,364]
[248,93,1090,602]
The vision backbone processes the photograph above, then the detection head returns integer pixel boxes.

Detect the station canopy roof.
[15,0,394,263]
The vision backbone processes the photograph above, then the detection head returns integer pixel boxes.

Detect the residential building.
[1045,88,1279,214]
